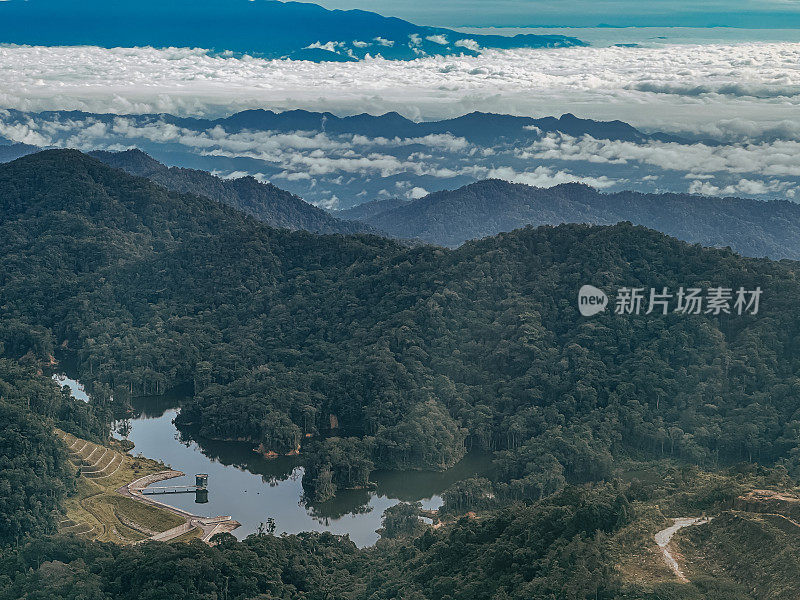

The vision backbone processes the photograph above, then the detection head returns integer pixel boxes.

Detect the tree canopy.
[1,150,799,503]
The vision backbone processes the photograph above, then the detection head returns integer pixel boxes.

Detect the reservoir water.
[54,375,491,547]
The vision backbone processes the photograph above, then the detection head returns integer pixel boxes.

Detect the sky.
[313,0,800,28]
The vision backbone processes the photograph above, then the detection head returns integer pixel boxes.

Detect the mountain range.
[0,108,701,209]
[3,108,683,147]
[58,148,800,260]
[11,144,800,261]
[213,109,684,145]
[337,178,800,259]
[3,149,800,598]
[90,149,376,236]
[0,0,584,61]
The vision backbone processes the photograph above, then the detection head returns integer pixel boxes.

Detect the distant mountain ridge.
[217,109,685,145]
[90,149,377,236]
[340,178,800,259]
[0,141,39,163]
[7,109,683,147]
[0,108,698,210]
[0,0,584,61]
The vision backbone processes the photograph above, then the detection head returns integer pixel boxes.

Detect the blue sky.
[313,0,800,28]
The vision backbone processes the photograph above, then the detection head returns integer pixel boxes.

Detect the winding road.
[654,516,713,582]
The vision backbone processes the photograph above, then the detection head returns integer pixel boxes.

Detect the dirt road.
[654,516,712,582]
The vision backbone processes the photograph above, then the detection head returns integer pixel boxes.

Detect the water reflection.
[52,373,90,403]
[58,380,492,547]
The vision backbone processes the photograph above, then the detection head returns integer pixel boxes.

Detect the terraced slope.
[55,430,189,543]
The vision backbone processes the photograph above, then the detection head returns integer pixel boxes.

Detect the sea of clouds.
[2,42,800,206]
[2,43,800,137]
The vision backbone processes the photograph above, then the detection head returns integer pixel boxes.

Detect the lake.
[54,375,491,547]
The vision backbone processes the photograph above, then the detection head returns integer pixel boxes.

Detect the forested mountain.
[2,149,800,598]
[336,197,412,222]
[0,361,77,546]
[3,150,800,509]
[342,178,800,256]
[90,149,377,235]
[0,356,107,544]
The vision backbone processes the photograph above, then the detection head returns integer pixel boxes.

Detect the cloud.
[688,177,794,197]
[0,120,52,146]
[316,194,340,210]
[407,186,429,199]
[454,39,480,52]
[425,35,449,45]
[304,41,342,53]
[1,42,799,139]
[6,109,800,205]
[522,132,800,179]
[0,111,484,185]
[479,165,619,189]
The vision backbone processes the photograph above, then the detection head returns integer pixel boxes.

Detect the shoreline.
[117,470,240,544]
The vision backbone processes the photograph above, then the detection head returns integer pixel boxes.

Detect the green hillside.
[2,150,800,504]
[2,150,800,597]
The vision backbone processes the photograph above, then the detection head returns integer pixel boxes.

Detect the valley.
[2,6,800,594]
[0,149,797,598]
[54,374,491,546]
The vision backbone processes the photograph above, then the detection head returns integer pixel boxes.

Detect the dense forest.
[0,357,106,545]
[343,178,800,256]
[90,149,378,236]
[0,369,73,547]
[0,465,783,600]
[1,150,799,506]
[0,483,635,600]
[1,149,799,597]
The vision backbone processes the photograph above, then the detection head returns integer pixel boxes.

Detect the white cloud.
[522,132,800,179]
[0,120,51,146]
[8,109,800,203]
[687,177,795,197]
[304,41,342,53]
[425,35,449,45]
[350,132,471,152]
[480,165,619,189]
[218,170,250,180]
[455,39,481,52]
[316,194,340,210]
[407,186,428,199]
[1,42,799,138]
